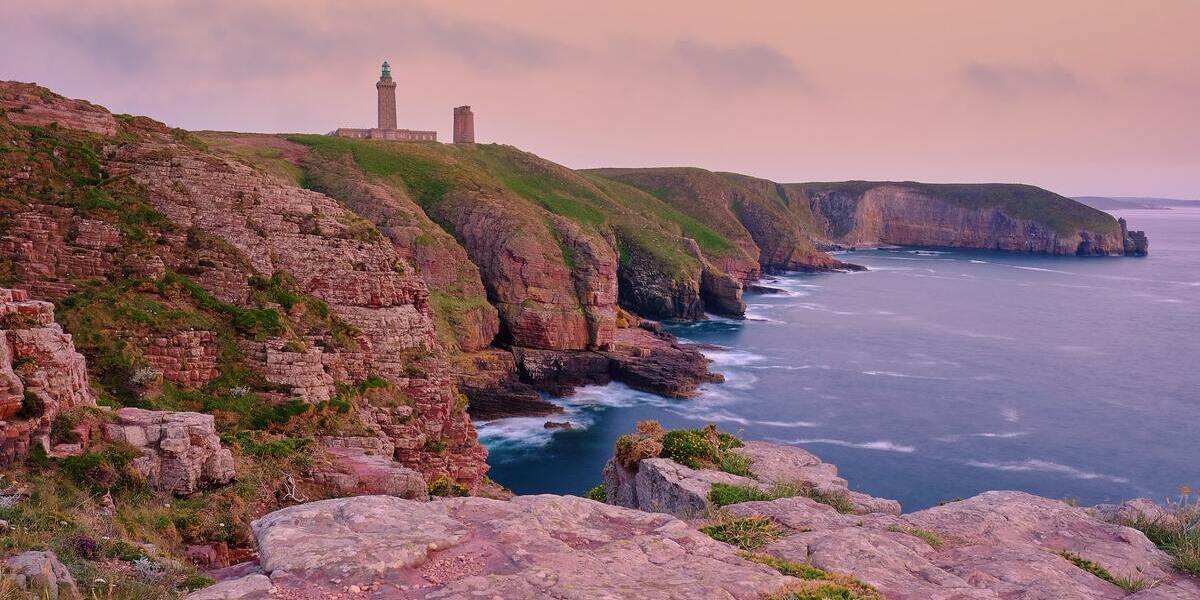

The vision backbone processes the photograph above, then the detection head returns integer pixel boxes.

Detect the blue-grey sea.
[480,208,1200,510]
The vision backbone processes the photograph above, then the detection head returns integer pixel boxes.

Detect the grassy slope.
[793,181,1119,236]
[284,138,725,286]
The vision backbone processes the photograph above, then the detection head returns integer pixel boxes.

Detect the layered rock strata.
[0,287,96,466]
[104,407,236,496]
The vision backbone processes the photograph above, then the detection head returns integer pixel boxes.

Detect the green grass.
[796,181,1117,236]
[1057,550,1150,592]
[586,173,736,255]
[288,134,455,207]
[701,515,784,550]
[887,526,943,549]
[1117,501,1200,577]
[583,484,607,502]
[709,483,804,508]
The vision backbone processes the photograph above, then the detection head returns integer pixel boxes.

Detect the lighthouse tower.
[376,61,397,130]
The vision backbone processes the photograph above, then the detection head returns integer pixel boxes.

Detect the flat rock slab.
[204,494,790,599]
[726,490,1200,600]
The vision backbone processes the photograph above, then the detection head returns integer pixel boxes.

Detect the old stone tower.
[377,61,397,130]
[453,106,475,144]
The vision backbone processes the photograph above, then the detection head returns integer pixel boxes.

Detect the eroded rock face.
[0,287,96,466]
[205,494,791,599]
[105,407,235,496]
[448,349,560,420]
[0,81,118,136]
[798,183,1133,256]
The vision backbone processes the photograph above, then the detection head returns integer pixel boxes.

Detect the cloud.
[3,0,579,82]
[667,39,814,93]
[961,62,1085,96]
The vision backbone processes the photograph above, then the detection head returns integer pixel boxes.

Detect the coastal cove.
[482,207,1200,510]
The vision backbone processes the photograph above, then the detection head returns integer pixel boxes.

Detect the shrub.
[615,433,662,468]
[423,439,448,453]
[660,429,719,469]
[60,446,141,492]
[583,484,607,502]
[720,452,755,478]
[700,514,783,550]
[427,476,469,498]
[180,574,215,592]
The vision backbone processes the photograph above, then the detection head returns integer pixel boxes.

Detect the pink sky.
[3,0,1197,198]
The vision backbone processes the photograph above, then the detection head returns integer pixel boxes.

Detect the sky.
[3,0,1198,198]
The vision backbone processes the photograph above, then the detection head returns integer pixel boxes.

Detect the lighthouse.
[376,61,397,130]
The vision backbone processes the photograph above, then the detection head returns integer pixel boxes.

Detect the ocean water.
[480,208,1200,510]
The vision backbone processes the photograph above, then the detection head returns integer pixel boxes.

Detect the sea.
[479,208,1200,510]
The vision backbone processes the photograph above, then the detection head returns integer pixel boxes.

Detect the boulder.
[185,574,273,600]
[105,408,235,495]
[216,494,790,599]
[4,550,80,599]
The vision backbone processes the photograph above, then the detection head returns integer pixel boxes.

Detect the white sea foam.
[671,409,819,429]
[744,312,785,323]
[969,260,988,264]
[1001,408,1020,423]
[935,431,1030,442]
[862,370,947,380]
[966,459,1129,484]
[774,437,916,453]
[1008,265,1071,274]
[702,348,765,367]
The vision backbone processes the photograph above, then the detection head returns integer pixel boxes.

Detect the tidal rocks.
[449,349,560,420]
[206,494,791,599]
[1120,217,1150,256]
[0,287,96,466]
[4,550,80,599]
[105,407,235,496]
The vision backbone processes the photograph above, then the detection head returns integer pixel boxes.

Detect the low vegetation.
[583,484,607,503]
[709,483,802,508]
[744,553,883,600]
[1115,495,1200,577]
[700,514,783,551]
[615,421,751,477]
[886,526,943,549]
[1057,550,1150,593]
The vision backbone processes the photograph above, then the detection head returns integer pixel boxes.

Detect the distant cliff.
[793,181,1147,256]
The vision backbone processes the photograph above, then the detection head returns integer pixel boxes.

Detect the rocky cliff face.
[794,181,1137,256]
[0,81,487,488]
[0,287,95,465]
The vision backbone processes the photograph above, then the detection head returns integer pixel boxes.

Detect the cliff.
[589,170,1148,258]
[793,181,1147,256]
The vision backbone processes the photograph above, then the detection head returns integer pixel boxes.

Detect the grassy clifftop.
[792,181,1119,236]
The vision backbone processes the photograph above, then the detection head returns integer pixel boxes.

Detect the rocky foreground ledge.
[190,428,1198,600]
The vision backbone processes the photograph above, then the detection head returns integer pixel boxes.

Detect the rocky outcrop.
[312,446,428,500]
[195,494,790,599]
[447,349,560,420]
[4,550,80,599]
[0,287,96,466]
[729,491,1198,599]
[1120,217,1150,256]
[794,182,1138,256]
[105,407,235,496]
[604,440,899,518]
[0,81,118,136]
[513,326,720,399]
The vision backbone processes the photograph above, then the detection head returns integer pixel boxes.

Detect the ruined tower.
[377,61,397,130]
[453,106,475,144]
